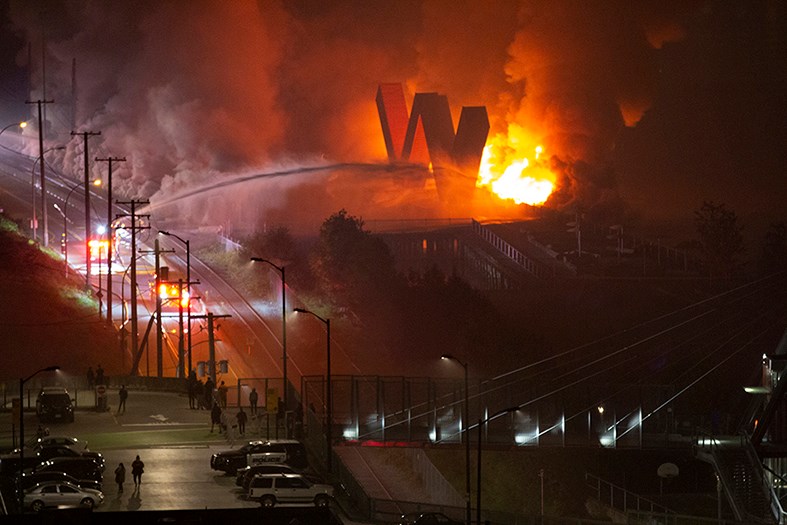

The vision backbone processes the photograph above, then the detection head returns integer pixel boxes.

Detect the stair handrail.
[585,472,675,516]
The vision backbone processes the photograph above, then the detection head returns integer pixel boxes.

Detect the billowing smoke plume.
[9,0,699,229]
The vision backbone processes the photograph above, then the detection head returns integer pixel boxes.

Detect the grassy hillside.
[0,216,121,383]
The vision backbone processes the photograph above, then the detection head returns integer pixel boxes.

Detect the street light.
[54,178,100,277]
[441,354,471,525]
[476,406,520,525]
[159,231,192,377]
[293,307,331,473]
[251,257,288,426]
[18,365,59,512]
[0,120,26,138]
[29,146,64,242]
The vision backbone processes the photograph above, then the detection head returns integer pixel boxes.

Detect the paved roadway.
[1,388,364,523]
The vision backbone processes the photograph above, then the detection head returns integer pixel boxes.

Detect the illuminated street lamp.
[441,354,471,525]
[293,307,331,473]
[54,178,100,277]
[251,257,288,427]
[29,145,64,242]
[477,406,520,525]
[159,231,192,377]
[18,365,59,512]
[0,120,26,137]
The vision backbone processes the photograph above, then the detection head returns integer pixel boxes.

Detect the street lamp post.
[159,231,192,377]
[29,146,64,243]
[294,308,331,473]
[0,121,26,137]
[18,365,59,512]
[442,354,471,525]
[477,406,520,525]
[54,179,100,278]
[251,257,288,427]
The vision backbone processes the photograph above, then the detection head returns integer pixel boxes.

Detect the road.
[0,134,297,398]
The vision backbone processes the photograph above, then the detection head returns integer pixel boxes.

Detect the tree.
[693,201,744,280]
[310,209,397,310]
[759,222,787,276]
[244,226,297,265]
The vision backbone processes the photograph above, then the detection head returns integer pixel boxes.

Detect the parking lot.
[0,387,344,517]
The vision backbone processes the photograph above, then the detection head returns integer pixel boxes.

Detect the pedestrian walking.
[86,367,95,389]
[114,463,126,493]
[211,403,222,433]
[131,455,144,486]
[249,387,258,416]
[96,364,105,386]
[236,407,248,435]
[117,385,128,414]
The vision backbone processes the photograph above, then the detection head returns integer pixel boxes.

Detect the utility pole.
[140,239,174,377]
[71,130,101,289]
[95,156,125,326]
[25,99,53,245]
[192,312,231,384]
[116,199,149,372]
[162,277,199,378]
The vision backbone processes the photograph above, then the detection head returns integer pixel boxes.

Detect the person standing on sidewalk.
[218,381,228,408]
[117,385,128,414]
[236,407,248,435]
[131,455,144,486]
[211,403,222,433]
[248,387,258,416]
[114,463,126,493]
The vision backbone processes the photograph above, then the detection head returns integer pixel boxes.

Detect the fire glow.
[477,138,555,206]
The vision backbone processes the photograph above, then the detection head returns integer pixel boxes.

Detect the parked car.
[247,473,333,508]
[30,458,103,483]
[400,512,463,525]
[34,436,86,450]
[35,445,104,470]
[35,387,75,423]
[24,480,104,512]
[20,471,101,492]
[0,453,41,475]
[235,463,300,490]
[211,440,308,475]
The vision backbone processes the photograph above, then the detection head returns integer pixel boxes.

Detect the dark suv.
[36,387,75,423]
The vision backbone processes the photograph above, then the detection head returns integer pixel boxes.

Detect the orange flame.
[477,129,555,206]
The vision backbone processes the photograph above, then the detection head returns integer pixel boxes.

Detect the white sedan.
[25,480,104,512]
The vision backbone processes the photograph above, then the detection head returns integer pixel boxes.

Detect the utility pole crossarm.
[192,313,232,384]
[115,200,149,375]
[95,156,126,327]
[70,130,101,288]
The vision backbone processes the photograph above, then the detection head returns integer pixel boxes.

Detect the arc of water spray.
[141,162,399,214]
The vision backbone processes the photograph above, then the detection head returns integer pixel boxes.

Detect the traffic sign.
[96,385,107,396]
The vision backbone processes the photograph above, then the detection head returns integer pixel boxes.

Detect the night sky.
[1,0,784,231]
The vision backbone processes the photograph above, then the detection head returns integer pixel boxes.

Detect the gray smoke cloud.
[10,0,702,229]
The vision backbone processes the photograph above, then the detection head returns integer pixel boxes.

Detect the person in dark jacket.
[236,407,248,435]
[131,455,144,486]
[211,403,222,433]
[114,462,126,492]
